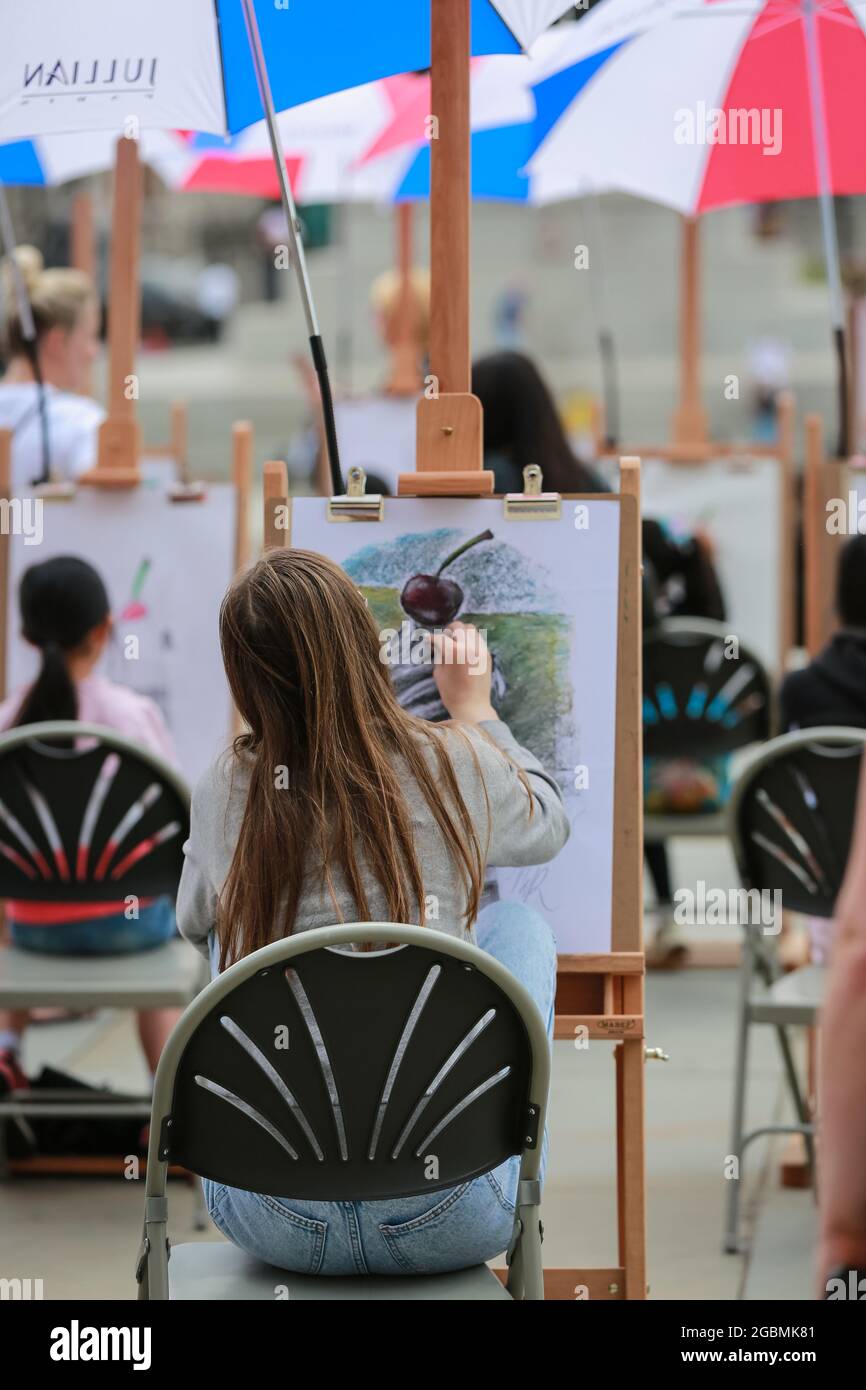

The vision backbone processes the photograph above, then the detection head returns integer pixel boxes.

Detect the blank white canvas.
[290,495,621,953]
[5,486,236,785]
[333,397,417,497]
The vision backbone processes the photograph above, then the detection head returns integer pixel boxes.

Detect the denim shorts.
[204,901,557,1277]
[10,898,176,956]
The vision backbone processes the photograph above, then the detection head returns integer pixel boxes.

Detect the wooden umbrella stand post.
[398,0,492,497]
[79,135,143,488]
[670,215,710,458]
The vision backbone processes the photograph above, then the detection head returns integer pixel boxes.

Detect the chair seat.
[0,938,206,1009]
[644,811,728,842]
[749,964,826,1026]
[168,1240,513,1301]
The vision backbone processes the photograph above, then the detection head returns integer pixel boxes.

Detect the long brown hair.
[217,548,492,968]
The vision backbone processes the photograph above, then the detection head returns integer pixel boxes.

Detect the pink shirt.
[0,673,176,764]
[0,675,177,924]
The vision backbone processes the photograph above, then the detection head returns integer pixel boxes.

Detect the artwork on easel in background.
[599,453,783,670]
[291,496,622,953]
[5,488,237,783]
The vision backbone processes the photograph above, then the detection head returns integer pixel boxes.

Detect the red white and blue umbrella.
[0,128,183,186]
[151,78,422,204]
[526,0,866,453]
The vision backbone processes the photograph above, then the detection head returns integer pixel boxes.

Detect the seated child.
[0,556,181,1097]
[177,551,568,1276]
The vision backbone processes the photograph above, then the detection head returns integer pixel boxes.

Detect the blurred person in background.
[471,349,606,494]
[0,246,103,490]
[781,534,866,964]
[781,535,866,733]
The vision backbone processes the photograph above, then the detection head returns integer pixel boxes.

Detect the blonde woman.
[0,246,103,489]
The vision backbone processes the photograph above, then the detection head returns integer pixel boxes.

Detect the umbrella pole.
[803,0,849,460]
[239,0,342,495]
[0,181,52,486]
[670,215,709,452]
[400,0,491,493]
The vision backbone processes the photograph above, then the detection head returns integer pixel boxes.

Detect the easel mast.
[79,137,143,488]
[398,0,492,496]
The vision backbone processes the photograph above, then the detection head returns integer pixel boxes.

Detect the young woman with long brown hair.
[177,548,569,1276]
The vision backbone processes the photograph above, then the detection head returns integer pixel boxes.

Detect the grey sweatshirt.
[176,718,570,966]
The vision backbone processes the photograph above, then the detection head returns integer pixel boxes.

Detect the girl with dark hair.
[177,548,569,1277]
[471,350,606,494]
[0,557,179,1099]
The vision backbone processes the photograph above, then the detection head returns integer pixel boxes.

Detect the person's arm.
[817,755,866,1292]
[432,621,570,866]
[175,775,220,963]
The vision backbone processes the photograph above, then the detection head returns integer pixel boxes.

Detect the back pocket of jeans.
[379,1179,514,1276]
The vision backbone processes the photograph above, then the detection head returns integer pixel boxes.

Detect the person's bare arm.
[817,756,866,1291]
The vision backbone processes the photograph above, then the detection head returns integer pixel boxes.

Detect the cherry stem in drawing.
[435,530,494,578]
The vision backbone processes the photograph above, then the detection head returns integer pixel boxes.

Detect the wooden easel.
[74,137,188,487]
[75,136,143,487]
[397,1,490,499]
[404,0,646,1299]
[259,452,647,1301]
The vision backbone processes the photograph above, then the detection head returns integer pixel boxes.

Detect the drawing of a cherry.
[400,529,494,626]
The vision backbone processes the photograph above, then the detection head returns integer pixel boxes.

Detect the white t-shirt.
[0,382,104,492]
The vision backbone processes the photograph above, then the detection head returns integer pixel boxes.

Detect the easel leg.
[616,1038,647,1299]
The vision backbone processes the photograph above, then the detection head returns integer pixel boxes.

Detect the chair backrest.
[148,924,550,1202]
[643,618,772,759]
[0,722,190,902]
[728,727,866,920]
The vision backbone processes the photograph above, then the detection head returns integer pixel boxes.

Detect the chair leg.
[773,1024,817,1181]
[518,1207,545,1301]
[724,952,752,1254]
[144,1227,169,1301]
[504,1214,525,1300]
[192,1177,208,1231]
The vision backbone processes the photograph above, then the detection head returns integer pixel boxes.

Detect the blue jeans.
[205,901,557,1276]
[10,898,176,955]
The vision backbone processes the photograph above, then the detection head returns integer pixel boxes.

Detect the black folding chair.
[0,722,202,1172]
[137,923,551,1301]
[723,726,866,1251]
[644,618,773,841]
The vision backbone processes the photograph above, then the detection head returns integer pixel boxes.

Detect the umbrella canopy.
[0,129,183,187]
[527,0,866,212]
[526,0,866,454]
[151,78,422,203]
[0,0,575,140]
[357,54,541,202]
